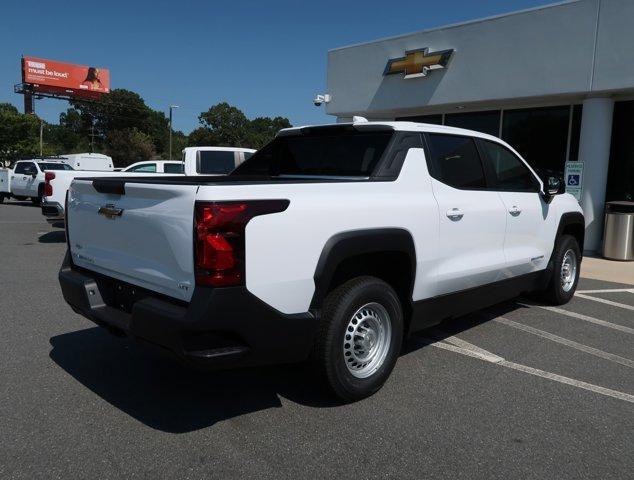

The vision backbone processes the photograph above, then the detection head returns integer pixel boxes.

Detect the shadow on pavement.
[49,327,341,433]
[403,300,530,353]
[1,200,39,208]
[39,231,66,243]
[50,299,537,433]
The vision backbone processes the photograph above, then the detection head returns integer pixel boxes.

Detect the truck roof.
[278,120,501,143]
[15,159,68,164]
[182,146,256,153]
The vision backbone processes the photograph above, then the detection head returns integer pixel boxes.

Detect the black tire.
[542,234,581,305]
[314,276,403,402]
[31,184,44,205]
[0,194,4,204]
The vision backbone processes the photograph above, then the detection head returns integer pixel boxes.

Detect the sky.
[0,0,555,133]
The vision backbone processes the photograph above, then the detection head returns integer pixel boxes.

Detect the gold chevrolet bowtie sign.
[384,48,454,79]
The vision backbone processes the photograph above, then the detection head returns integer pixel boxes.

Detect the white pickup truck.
[59,121,584,401]
[0,159,75,205]
[0,153,113,205]
[41,146,255,223]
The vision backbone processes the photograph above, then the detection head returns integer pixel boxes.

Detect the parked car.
[58,120,584,401]
[41,147,255,223]
[0,160,74,204]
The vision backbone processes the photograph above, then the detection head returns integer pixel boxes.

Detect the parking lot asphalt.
[1,199,632,479]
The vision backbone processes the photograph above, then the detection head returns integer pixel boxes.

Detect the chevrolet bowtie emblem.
[98,204,123,219]
[384,48,454,79]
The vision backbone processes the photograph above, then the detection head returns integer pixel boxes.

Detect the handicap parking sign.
[564,162,584,202]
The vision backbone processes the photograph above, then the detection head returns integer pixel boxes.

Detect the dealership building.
[325,0,634,252]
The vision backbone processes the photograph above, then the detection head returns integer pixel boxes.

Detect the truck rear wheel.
[31,184,44,205]
[314,276,403,402]
[542,234,581,305]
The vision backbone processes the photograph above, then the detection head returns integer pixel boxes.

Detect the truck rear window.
[39,163,74,171]
[232,130,393,178]
[197,151,236,174]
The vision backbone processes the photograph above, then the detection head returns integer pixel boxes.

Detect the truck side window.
[479,140,539,192]
[164,163,184,174]
[128,163,157,173]
[14,163,27,174]
[427,134,486,189]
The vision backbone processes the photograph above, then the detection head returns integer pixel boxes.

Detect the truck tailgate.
[67,179,198,302]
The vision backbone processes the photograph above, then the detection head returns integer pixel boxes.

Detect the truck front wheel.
[542,234,581,305]
[314,276,403,402]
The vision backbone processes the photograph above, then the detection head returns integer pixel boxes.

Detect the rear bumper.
[58,252,318,368]
[41,201,64,222]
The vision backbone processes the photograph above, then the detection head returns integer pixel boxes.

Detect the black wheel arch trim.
[555,211,585,253]
[310,228,416,310]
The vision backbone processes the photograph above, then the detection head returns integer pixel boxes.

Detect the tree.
[198,102,250,147]
[70,89,169,158]
[0,103,42,162]
[188,127,218,147]
[195,103,291,149]
[246,116,292,148]
[105,128,155,167]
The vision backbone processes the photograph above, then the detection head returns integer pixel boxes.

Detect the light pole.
[169,105,179,160]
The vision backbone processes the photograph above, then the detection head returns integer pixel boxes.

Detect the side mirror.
[31,171,38,178]
[541,175,565,203]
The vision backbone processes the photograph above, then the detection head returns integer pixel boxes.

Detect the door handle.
[509,206,522,216]
[446,208,464,221]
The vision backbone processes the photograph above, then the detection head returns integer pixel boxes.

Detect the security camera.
[313,94,331,107]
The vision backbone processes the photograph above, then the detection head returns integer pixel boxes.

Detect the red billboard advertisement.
[22,56,110,96]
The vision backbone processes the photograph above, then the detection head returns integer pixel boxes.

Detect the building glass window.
[396,114,443,125]
[501,105,570,177]
[444,110,501,137]
[607,100,634,202]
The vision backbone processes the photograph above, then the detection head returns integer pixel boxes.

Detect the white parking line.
[494,316,634,369]
[431,332,504,362]
[577,288,634,294]
[575,293,634,312]
[517,302,634,334]
[423,337,634,404]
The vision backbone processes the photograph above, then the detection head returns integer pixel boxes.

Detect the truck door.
[426,133,508,295]
[477,139,556,277]
[11,162,32,196]
[24,163,40,196]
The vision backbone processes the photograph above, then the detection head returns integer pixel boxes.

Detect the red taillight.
[44,171,55,197]
[194,200,289,287]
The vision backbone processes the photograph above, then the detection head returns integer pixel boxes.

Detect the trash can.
[602,201,634,261]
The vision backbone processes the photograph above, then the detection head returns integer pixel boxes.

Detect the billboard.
[22,56,110,96]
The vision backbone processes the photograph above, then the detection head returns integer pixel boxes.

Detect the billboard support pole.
[24,91,34,114]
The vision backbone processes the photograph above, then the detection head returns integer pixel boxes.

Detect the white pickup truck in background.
[41,146,255,223]
[0,153,114,205]
[1,159,75,205]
